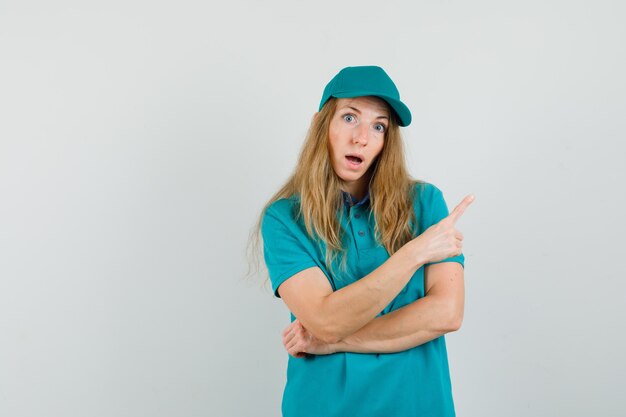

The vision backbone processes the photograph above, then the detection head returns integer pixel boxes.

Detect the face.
[327,96,389,198]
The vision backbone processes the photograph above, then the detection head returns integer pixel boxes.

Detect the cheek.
[327,136,337,156]
[370,140,385,161]
[328,130,342,159]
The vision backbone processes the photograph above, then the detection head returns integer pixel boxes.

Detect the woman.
[251,66,474,416]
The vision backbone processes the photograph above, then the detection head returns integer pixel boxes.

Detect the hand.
[413,194,475,264]
[281,318,337,358]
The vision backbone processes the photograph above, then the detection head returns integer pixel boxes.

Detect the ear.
[312,111,319,122]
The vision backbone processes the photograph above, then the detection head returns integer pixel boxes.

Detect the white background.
[1,1,625,416]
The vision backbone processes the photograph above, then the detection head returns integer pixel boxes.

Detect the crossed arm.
[281,261,464,356]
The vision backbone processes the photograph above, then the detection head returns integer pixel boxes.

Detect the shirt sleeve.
[423,184,465,269]
[261,205,320,298]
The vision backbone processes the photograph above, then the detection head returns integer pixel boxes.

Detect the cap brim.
[331,91,412,127]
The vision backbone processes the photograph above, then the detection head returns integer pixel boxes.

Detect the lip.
[345,153,364,170]
[346,152,365,162]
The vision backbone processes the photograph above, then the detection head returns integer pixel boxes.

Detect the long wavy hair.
[245,97,424,289]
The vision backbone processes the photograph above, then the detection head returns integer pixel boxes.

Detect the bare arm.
[282,262,464,356]
[277,194,473,345]
[332,262,464,353]
[278,240,424,344]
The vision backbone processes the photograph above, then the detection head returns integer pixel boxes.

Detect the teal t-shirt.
[261,182,465,417]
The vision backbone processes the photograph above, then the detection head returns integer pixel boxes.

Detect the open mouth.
[345,155,363,164]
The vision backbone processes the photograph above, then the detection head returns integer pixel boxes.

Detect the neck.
[341,177,370,201]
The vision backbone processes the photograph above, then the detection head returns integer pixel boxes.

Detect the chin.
[333,161,368,183]
[340,175,365,187]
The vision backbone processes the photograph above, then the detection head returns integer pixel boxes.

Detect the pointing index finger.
[448,194,475,223]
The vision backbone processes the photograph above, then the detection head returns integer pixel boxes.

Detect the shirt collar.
[341,189,370,209]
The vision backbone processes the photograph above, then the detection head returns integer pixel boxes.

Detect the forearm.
[330,295,458,353]
[318,240,424,342]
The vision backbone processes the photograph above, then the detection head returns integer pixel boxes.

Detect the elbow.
[440,304,464,333]
[311,326,342,344]
[446,314,463,332]
[304,321,343,344]
[317,322,345,344]
[307,299,350,344]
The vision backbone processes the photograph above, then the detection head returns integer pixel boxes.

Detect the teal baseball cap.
[318,66,412,127]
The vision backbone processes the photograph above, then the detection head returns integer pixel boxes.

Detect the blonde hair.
[245,97,424,289]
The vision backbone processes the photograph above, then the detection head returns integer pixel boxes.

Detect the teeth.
[346,156,362,163]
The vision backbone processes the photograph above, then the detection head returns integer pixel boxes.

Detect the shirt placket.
[343,192,370,251]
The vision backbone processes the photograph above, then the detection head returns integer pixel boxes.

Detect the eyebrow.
[343,106,389,121]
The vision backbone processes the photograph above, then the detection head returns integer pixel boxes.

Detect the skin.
[327,96,390,201]
[282,195,474,357]
[279,97,476,357]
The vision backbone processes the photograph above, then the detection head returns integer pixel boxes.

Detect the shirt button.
[358,230,365,237]
[354,213,361,219]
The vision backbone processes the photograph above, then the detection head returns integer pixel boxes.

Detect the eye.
[342,114,355,123]
[374,123,386,133]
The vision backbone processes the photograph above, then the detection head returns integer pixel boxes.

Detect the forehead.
[336,96,390,117]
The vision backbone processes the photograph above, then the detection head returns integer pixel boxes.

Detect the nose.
[352,123,369,145]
